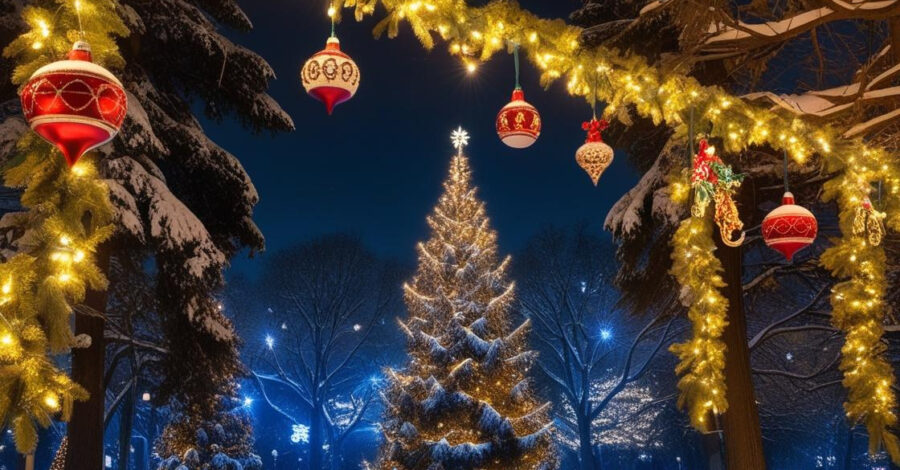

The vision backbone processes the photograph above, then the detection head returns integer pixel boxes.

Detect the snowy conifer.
[377,148,557,469]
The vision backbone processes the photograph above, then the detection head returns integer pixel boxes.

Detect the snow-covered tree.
[0,0,292,465]
[245,234,401,470]
[515,227,675,470]
[376,144,558,470]
[156,393,262,470]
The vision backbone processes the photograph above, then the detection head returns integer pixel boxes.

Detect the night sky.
[208,0,639,276]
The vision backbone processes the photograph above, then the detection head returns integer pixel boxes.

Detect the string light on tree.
[1,0,122,455]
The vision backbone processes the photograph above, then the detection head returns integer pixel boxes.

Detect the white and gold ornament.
[301,36,360,115]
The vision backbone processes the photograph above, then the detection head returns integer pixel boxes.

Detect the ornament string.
[513,42,521,90]
[687,104,695,169]
[328,2,337,38]
[74,0,85,40]
[783,149,790,193]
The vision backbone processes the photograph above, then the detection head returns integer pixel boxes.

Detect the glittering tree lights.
[376,129,557,469]
[0,0,123,455]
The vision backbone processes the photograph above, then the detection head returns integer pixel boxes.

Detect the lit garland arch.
[335,0,900,459]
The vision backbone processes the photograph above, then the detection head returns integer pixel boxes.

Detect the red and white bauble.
[301,36,360,115]
[762,192,818,261]
[496,88,541,148]
[20,41,127,167]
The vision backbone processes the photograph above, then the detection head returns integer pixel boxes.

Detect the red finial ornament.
[301,37,360,115]
[762,192,818,261]
[20,41,128,167]
[575,118,613,185]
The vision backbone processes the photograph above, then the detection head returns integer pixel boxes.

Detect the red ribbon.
[582,118,609,143]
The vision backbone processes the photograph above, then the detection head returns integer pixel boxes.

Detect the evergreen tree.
[0,0,293,463]
[377,137,557,470]
[156,392,262,470]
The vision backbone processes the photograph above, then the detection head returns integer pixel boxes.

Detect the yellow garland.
[336,0,900,459]
[668,201,729,431]
[0,0,126,454]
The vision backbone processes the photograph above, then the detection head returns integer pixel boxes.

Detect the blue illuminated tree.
[515,227,676,470]
[243,235,402,470]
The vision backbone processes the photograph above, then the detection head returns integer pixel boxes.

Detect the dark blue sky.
[209,0,639,276]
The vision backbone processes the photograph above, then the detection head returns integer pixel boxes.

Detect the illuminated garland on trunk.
[335,0,900,459]
[0,0,126,454]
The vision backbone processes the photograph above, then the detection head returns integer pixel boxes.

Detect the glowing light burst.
[265,335,274,349]
[451,127,470,155]
[600,329,612,341]
[291,424,310,444]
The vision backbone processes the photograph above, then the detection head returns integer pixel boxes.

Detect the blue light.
[265,335,275,349]
[600,329,612,341]
[243,396,254,407]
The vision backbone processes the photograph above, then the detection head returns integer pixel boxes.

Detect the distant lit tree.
[515,227,675,470]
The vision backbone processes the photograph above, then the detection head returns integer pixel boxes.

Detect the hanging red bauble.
[496,88,541,148]
[20,41,127,167]
[762,192,818,261]
[575,118,613,185]
[301,36,360,115]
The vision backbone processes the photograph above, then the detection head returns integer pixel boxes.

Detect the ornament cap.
[511,88,525,102]
[325,36,341,50]
[68,40,92,62]
[781,192,795,205]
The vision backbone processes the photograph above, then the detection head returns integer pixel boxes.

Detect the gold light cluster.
[336,0,900,460]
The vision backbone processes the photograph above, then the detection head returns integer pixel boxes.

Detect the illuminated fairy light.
[44,394,59,410]
[265,335,274,349]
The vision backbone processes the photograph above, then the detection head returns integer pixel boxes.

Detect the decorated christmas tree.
[377,129,557,470]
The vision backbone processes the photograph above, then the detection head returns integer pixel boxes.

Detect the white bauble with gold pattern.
[301,36,360,115]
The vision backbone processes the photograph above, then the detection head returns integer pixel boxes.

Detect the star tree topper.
[451,126,470,156]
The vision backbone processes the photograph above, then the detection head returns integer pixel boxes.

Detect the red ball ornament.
[301,36,360,115]
[496,88,541,148]
[762,192,818,261]
[20,41,127,167]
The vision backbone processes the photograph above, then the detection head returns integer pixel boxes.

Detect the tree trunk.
[118,380,136,470]
[715,184,766,470]
[309,405,324,470]
[65,244,112,470]
[577,412,599,470]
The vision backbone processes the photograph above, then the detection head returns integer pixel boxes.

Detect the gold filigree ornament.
[853,197,887,246]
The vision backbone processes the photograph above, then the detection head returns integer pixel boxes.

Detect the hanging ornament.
[690,139,745,247]
[762,151,818,261]
[576,118,613,185]
[496,44,541,148]
[853,196,886,247]
[301,11,360,115]
[20,41,127,167]
[762,192,818,261]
